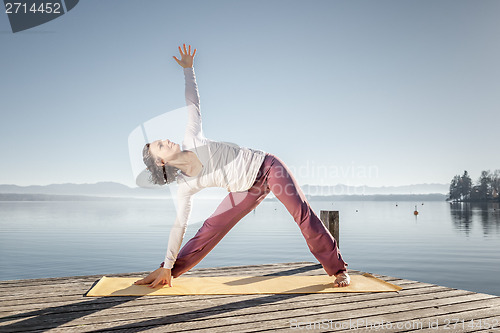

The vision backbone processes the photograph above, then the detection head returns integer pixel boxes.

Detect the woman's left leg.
[260,153,349,277]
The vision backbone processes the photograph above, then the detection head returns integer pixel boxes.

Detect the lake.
[0,199,499,296]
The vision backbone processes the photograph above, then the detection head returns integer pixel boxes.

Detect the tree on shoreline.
[492,169,500,198]
[448,169,500,202]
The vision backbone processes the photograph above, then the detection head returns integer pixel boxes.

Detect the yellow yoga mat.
[86,273,402,296]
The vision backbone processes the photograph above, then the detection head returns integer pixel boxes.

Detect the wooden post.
[320,210,340,248]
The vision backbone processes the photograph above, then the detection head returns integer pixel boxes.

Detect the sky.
[1,0,499,188]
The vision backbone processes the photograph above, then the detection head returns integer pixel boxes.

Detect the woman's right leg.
[171,169,270,278]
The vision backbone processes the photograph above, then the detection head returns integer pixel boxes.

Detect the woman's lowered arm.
[163,184,198,269]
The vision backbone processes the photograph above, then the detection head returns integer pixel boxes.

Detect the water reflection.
[449,202,500,235]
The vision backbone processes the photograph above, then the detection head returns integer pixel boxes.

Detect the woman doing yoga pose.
[134,44,350,289]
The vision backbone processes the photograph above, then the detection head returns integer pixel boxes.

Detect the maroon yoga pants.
[169,153,348,277]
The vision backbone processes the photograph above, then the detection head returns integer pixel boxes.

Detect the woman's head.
[142,139,181,185]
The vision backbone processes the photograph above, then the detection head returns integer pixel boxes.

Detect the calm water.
[1,199,499,296]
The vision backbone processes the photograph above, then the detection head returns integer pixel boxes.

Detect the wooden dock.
[1,262,499,332]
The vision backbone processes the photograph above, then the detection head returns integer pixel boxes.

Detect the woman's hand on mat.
[134,267,172,288]
[173,43,196,68]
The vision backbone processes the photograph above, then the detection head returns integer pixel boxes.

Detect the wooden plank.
[0,278,425,318]
[0,271,413,311]
[1,262,498,333]
[0,274,418,316]
[18,289,497,332]
[0,281,484,332]
[143,303,500,333]
[330,298,500,333]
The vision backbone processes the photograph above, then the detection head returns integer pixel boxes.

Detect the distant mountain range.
[0,182,170,199]
[301,183,449,196]
[0,181,449,201]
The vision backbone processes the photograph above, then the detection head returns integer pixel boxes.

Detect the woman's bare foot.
[333,271,350,287]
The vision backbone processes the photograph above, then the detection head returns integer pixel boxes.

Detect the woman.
[134,44,350,289]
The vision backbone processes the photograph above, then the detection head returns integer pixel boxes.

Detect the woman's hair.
[142,143,181,185]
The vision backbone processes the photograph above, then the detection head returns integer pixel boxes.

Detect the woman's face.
[149,139,181,166]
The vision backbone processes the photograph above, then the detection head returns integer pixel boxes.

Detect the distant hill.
[301,183,448,196]
[0,182,170,199]
[0,181,449,201]
[0,193,144,201]
[305,193,447,201]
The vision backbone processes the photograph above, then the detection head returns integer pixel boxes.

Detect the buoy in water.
[414,205,419,215]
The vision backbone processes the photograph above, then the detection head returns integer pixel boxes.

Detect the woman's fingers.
[146,268,173,288]
[134,270,158,285]
[178,44,195,56]
[149,276,166,288]
[149,279,172,288]
[134,277,150,285]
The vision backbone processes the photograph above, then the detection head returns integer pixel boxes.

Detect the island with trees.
[448,170,500,202]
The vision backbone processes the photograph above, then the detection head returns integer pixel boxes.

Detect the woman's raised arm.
[175,44,203,141]
[174,43,200,107]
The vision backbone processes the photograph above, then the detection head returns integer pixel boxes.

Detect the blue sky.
[1,0,499,188]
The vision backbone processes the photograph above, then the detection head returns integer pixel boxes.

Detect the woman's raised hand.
[173,43,197,68]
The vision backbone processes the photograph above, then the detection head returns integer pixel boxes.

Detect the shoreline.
[0,192,449,202]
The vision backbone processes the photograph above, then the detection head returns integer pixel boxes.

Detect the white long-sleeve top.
[163,67,266,269]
